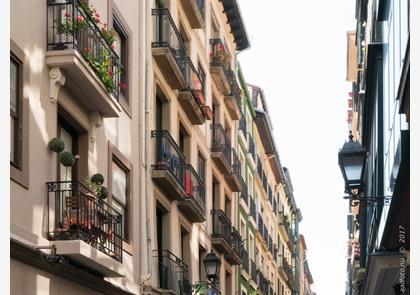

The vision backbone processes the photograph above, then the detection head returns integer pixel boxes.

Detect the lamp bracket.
[343,195,392,207]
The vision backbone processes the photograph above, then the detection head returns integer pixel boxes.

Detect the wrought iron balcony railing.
[268,186,273,204]
[211,209,232,245]
[250,260,258,283]
[241,245,249,274]
[263,225,269,245]
[239,175,248,206]
[226,68,242,106]
[239,113,247,138]
[153,249,191,294]
[211,123,232,166]
[257,213,264,235]
[182,57,206,106]
[196,0,205,19]
[46,181,122,262]
[231,148,242,182]
[209,38,230,71]
[249,197,257,223]
[257,271,269,294]
[152,8,188,77]
[47,0,123,98]
[185,164,206,214]
[257,156,263,181]
[152,130,187,190]
[231,227,242,257]
[247,133,255,161]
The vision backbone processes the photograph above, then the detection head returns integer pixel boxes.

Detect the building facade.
[343,0,409,294]
[10,0,315,294]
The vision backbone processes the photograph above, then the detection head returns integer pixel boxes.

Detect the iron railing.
[153,249,191,294]
[247,133,255,161]
[211,123,232,166]
[249,197,257,222]
[257,156,263,181]
[182,57,206,106]
[239,175,248,207]
[239,113,247,138]
[231,148,242,182]
[250,260,258,283]
[152,8,188,79]
[263,225,269,246]
[185,164,206,215]
[241,245,249,274]
[152,130,187,191]
[262,170,268,194]
[226,68,242,107]
[47,0,122,98]
[257,213,264,235]
[231,227,242,257]
[268,235,273,254]
[257,271,269,294]
[209,38,230,71]
[211,209,232,245]
[46,181,122,262]
[268,186,273,204]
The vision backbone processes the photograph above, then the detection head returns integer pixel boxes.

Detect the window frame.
[10,40,29,189]
[108,1,132,116]
[108,141,133,253]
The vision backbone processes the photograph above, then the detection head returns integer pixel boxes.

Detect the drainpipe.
[139,0,153,291]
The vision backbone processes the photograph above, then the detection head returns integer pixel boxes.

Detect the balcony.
[247,133,256,161]
[255,108,276,155]
[46,181,123,277]
[211,124,232,174]
[209,39,231,95]
[257,271,269,294]
[249,197,257,224]
[250,260,258,284]
[224,69,242,120]
[211,209,232,254]
[151,130,187,201]
[240,245,249,275]
[179,58,213,124]
[177,164,206,223]
[225,227,241,265]
[180,0,205,29]
[225,148,241,192]
[282,259,298,291]
[46,0,122,117]
[153,250,191,294]
[152,9,188,89]
[239,180,249,212]
[239,113,247,139]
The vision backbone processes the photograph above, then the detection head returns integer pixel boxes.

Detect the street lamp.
[203,250,221,284]
[338,132,391,206]
[338,132,368,195]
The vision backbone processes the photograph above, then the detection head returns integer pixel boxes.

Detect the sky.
[237,0,356,294]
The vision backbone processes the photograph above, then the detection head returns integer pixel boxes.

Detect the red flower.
[95,13,100,18]
[83,47,92,53]
[76,15,84,23]
[111,44,115,49]
[108,70,113,76]
[209,52,214,57]
[64,12,70,18]
[118,82,127,89]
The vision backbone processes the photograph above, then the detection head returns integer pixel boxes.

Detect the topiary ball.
[48,137,65,153]
[90,173,104,185]
[59,151,75,167]
[97,185,108,199]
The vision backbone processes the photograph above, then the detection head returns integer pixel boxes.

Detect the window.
[198,151,206,182]
[109,142,132,244]
[10,55,21,168]
[112,14,129,106]
[10,40,29,188]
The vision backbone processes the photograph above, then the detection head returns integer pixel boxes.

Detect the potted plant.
[48,137,65,153]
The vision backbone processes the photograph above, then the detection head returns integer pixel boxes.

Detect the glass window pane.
[112,161,127,205]
[10,58,18,115]
[10,116,15,162]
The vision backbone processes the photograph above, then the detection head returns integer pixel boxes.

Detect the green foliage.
[90,173,105,185]
[48,137,65,153]
[59,151,76,167]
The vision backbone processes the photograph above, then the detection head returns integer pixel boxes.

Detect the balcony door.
[58,118,78,182]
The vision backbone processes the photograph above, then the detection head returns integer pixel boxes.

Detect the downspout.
[145,0,153,279]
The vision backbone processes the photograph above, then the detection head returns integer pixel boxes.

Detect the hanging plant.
[59,151,76,167]
[48,137,65,153]
[90,173,105,185]
[96,185,108,200]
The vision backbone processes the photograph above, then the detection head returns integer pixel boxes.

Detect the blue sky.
[238,0,356,293]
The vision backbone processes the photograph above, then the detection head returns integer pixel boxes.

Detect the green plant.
[97,185,108,199]
[83,49,121,92]
[59,151,76,167]
[58,13,88,35]
[48,137,65,153]
[90,173,104,185]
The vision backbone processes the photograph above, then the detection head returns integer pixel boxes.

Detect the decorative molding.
[89,112,102,143]
[49,67,65,103]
